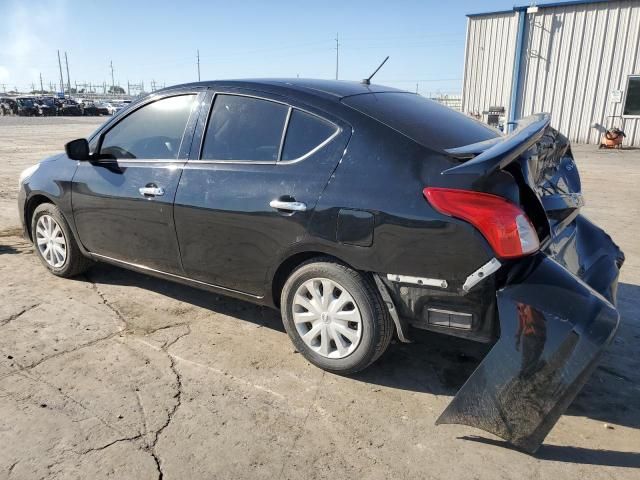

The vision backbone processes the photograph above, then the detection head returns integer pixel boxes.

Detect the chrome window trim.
[196,91,341,166]
[278,126,341,165]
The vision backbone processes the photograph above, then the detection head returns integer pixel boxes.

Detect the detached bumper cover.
[437,216,622,453]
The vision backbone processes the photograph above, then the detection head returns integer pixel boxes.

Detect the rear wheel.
[281,259,393,374]
[31,203,92,277]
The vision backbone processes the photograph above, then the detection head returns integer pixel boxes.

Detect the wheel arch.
[269,250,354,308]
[24,193,57,240]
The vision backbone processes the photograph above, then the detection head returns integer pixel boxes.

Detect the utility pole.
[0,84,6,93]
[197,49,201,81]
[335,33,340,80]
[109,61,115,91]
[416,83,419,94]
[39,73,44,93]
[127,81,130,96]
[64,51,71,93]
[30,82,36,93]
[57,50,65,97]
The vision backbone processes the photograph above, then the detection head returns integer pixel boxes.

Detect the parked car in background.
[0,97,18,115]
[95,102,116,115]
[16,97,38,116]
[112,102,130,115]
[35,97,58,116]
[17,79,623,454]
[58,99,82,116]
[81,101,100,116]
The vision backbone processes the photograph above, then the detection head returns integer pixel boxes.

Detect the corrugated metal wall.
[462,12,519,117]
[463,0,640,146]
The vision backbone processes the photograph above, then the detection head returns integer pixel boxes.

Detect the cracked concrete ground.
[0,116,639,479]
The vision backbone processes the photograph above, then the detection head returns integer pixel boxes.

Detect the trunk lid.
[444,113,583,244]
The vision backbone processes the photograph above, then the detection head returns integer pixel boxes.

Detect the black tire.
[31,203,92,277]
[281,258,393,374]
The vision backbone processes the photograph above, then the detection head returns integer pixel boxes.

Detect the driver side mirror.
[65,138,90,161]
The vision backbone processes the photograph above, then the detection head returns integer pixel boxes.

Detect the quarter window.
[623,76,640,116]
[201,95,288,161]
[281,110,337,161]
[100,95,196,159]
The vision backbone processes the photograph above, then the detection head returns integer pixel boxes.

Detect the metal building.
[462,0,640,146]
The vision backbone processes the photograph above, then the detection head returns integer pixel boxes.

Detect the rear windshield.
[342,92,499,151]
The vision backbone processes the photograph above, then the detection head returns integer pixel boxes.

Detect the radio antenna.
[362,56,389,85]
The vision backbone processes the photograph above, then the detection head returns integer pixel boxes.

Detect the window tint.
[281,110,337,160]
[201,95,288,161]
[100,95,196,159]
[342,92,499,151]
[623,76,640,116]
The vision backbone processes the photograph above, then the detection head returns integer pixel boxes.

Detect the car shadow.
[0,244,20,254]
[83,264,640,437]
[84,263,286,332]
[458,436,640,468]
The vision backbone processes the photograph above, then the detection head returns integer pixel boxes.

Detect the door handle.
[269,199,307,212]
[139,186,165,197]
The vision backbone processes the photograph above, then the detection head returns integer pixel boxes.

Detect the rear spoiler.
[442,113,551,177]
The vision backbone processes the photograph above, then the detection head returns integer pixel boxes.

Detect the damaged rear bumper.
[437,215,622,453]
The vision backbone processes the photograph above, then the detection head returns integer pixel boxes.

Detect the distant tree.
[108,86,125,94]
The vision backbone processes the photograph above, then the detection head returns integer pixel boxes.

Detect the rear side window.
[201,95,288,161]
[342,92,499,151]
[281,110,337,161]
[100,95,196,159]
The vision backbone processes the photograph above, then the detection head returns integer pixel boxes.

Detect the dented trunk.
[438,114,624,453]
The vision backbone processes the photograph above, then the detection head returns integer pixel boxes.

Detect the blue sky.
[2,0,536,94]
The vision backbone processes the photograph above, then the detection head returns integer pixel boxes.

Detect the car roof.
[158,78,407,102]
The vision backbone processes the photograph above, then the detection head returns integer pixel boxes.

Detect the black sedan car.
[17,79,623,453]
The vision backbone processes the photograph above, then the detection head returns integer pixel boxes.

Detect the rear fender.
[436,253,619,453]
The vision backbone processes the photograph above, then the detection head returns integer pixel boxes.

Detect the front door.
[72,92,202,273]
[174,91,351,296]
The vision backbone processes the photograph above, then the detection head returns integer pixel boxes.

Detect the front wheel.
[31,203,92,277]
[281,259,393,374]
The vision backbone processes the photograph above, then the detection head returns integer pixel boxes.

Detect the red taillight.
[423,187,540,259]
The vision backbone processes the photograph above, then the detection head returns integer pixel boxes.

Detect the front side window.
[281,110,337,161]
[623,76,640,116]
[100,94,196,159]
[201,95,288,161]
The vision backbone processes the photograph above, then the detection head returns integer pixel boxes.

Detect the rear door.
[174,90,351,296]
[72,92,202,273]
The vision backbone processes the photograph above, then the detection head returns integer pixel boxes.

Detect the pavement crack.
[0,303,39,326]
[147,324,191,480]
[79,433,143,455]
[10,369,130,437]
[0,331,124,381]
[84,272,130,331]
